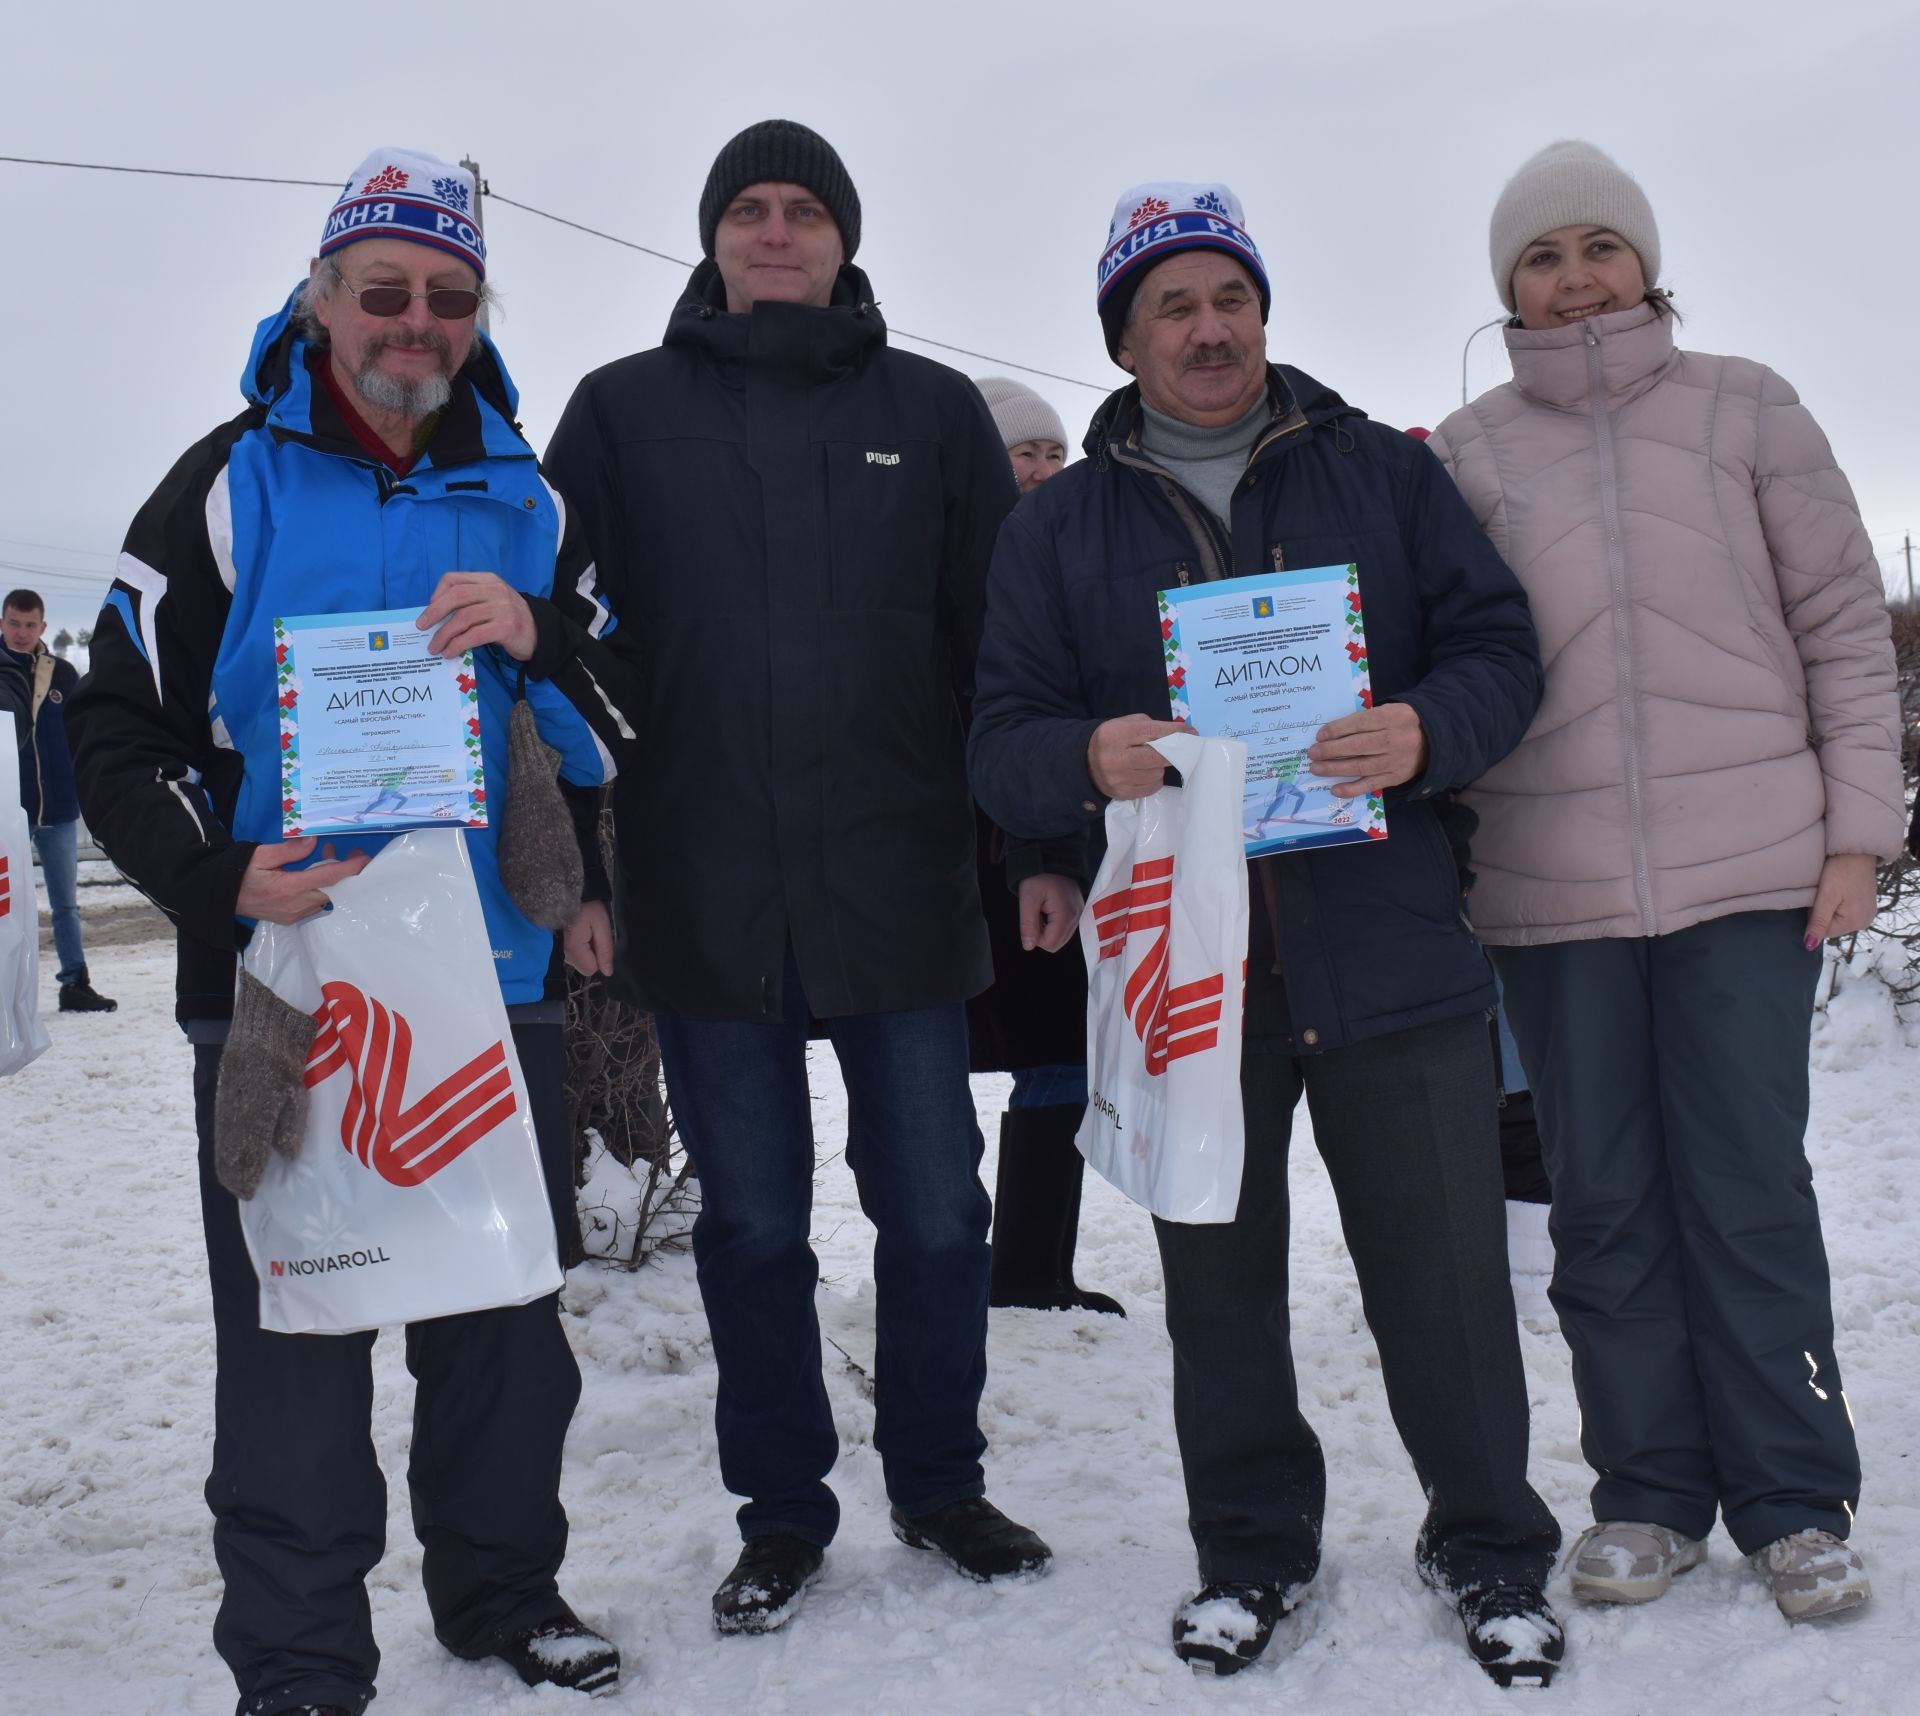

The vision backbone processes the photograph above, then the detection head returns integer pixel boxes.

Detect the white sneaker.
[1566,1521,1707,1604]
[1752,1530,1871,1621]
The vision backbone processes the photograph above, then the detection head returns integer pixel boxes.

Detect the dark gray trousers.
[1492,910,1859,1554]
[194,1024,582,1716]
[1153,1012,1560,1596]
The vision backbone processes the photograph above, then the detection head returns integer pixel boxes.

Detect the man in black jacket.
[544,120,1066,1634]
[968,182,1564,1687]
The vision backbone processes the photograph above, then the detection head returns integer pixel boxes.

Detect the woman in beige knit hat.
[1428,139,1901,1626]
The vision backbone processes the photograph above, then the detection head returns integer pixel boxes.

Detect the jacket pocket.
[823,440,943,609]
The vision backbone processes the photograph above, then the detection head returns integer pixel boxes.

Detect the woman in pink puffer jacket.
[1429,140,1902,1627]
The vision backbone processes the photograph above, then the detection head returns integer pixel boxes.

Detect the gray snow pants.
[1152,1013,1561,1596]
[1492,910,1861,1554]
[192,1023,582,1716]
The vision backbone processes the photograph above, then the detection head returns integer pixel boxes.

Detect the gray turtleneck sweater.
[1138,397,1271,531]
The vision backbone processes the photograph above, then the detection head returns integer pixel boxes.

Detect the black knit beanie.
[698,119,861,261]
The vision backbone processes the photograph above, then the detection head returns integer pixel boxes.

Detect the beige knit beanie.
[1489,140,1660,313]
[975,376,1068,451]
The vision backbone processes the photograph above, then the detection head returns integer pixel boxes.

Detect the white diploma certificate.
[274,608,486,838]
[1159,564,1387,856]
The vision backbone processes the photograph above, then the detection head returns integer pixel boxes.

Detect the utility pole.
[1905,532,1914,607]
[1461,316,1507,407]
[461,155,489,335]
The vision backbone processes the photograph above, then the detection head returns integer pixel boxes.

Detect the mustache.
[1181,343,1245,371]
[369,326,453,359]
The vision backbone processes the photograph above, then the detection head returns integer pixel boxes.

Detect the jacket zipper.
[1109,441,1232,581]
[1585,326,1657,935]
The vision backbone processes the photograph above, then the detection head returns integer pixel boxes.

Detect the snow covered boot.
[1752,1530,1871,1621]
[1567,1520,1706,1604]
[1504,1198,1558,1334]
[1171,1580,1295,1676]
[890,1496,1052,1581]
[713,1534,825,1634]
[1457,1583,1564,1687]
[488,1605,619,1696]
[988,1106,1123,1315]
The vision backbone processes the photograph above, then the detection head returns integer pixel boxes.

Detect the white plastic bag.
[1077,731,1249,1223]
[236,829,562,1333]
[0,733,52,1077]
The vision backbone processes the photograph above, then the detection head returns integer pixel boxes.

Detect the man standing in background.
[3,589,115,1012]
[965,378,1121,1318]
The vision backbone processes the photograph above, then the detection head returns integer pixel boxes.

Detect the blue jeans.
[30,820,83,985]
[655,954,991,1546]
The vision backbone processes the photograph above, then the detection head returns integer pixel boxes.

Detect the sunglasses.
[331,266,481,320]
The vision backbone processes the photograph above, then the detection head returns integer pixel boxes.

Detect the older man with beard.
[68,149,638,1715]
[968,183,1564,1688]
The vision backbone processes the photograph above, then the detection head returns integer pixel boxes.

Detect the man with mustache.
[968,183,1564,1687]
[68,149,636,1714]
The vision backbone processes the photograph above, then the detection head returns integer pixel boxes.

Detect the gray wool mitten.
[213,969,320,1200]
[500,696,585,930]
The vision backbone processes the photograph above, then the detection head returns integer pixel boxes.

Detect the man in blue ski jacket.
[68,149,639,1715]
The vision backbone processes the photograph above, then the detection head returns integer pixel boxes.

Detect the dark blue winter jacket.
[4,645,81,825]
[968,367,1542,1055]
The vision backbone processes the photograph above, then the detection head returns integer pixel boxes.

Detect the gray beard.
[353,362,453,418]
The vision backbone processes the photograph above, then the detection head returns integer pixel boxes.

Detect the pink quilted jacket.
[1429,302,1902,946]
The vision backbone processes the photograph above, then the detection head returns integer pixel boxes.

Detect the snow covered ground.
[4,926,1917,1716]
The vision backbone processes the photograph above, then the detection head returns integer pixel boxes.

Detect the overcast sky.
[5,0,1917,638]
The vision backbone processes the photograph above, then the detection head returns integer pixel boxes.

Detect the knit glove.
[500,697,585,930]
[213,969,320,1200]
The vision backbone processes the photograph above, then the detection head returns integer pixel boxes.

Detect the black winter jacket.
[544,263,1016,1023]
[968,368,1543,1056]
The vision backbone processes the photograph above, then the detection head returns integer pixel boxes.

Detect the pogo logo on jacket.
[1089,857,1225,1075]
[303,980,517,1186]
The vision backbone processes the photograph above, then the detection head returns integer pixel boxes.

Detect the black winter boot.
[58,966,116,1012]
[988,1105,1124,1315]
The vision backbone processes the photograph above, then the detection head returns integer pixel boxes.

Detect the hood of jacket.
[660,260,888,385]
[238,286,537,468]
[1081,363,1365,464]
[1503,298,1678,412]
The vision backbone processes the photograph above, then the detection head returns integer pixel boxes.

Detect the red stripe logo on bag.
[0,853,9,919]
[1090,857,1224,1075]
[302,980,518,1186]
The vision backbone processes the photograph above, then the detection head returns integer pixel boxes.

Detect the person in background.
[1429,139,1901,1623]
[966,377,1121,1318]
[3,589,115,1012]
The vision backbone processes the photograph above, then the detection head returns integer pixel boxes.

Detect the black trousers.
[194,1024,582,1716]
[1493,911,1860,1554]
[1153,1013,1560,1596]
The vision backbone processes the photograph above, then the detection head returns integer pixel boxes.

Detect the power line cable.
[4,153,1109,391]
[0,535,116,562]
[0,154,337,189]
